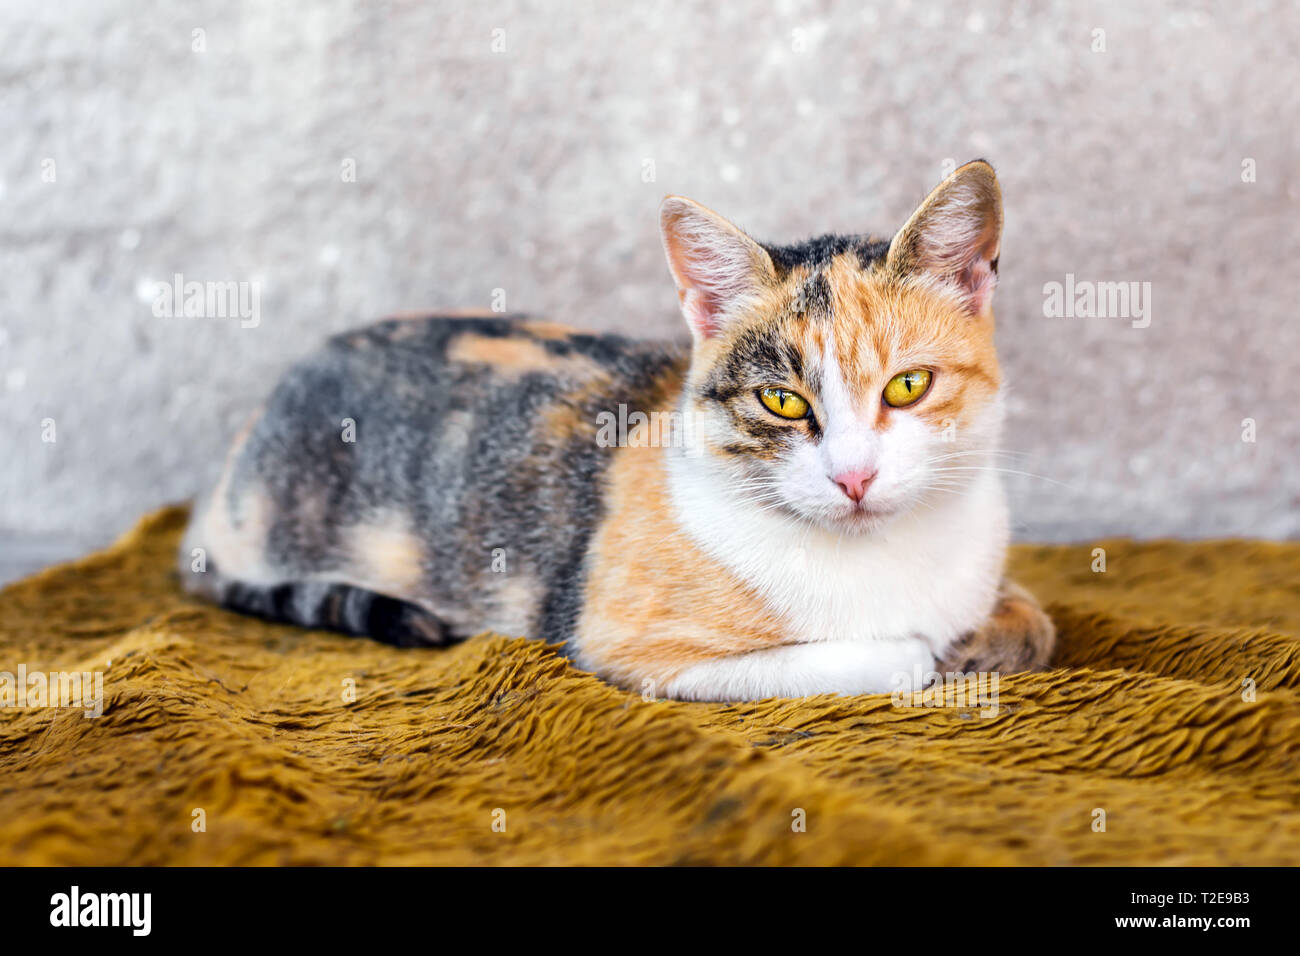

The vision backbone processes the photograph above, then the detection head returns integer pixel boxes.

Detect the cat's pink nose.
[834,469,877,503]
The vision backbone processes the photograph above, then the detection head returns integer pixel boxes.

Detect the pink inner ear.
[681,289,726,338]
[924,216,998,316]
[960,256,997,315]
[671,243,754,338]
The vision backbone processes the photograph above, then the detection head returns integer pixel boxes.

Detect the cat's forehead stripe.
[825,253,893,389]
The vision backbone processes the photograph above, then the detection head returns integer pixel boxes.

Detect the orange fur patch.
[485,574,545,638]
[447,332,599,380]
[575,440,789,690]
[520,319,581,340]
[194,478,275,589]
[344,515,428,597]
[185,409,271,595]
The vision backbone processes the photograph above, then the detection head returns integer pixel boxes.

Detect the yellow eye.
[882,369,933,408]
[758,387,810,420]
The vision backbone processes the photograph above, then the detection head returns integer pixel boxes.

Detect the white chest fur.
[666,451,1008,658]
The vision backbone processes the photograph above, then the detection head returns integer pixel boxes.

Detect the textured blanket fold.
[1,507,1297,865]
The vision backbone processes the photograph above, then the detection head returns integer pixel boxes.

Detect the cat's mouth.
[836,500,898,528]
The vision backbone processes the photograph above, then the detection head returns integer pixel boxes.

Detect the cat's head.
[659,160,1004,534]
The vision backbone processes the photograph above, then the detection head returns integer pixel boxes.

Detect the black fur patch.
[762,234,890,276]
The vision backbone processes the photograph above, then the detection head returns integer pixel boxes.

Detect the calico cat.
[179,160,1054,701]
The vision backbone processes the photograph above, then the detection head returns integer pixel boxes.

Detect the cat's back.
[252,312,688,466]
[305,312,684,404]
[181,313,688,642]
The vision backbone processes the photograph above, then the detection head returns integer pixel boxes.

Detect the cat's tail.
[180,559,451,648]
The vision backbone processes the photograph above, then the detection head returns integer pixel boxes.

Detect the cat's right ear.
[659,197,776,340]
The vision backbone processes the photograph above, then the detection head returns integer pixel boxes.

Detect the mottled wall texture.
[2,0,1297,578]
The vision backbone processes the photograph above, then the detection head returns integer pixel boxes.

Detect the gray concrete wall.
[2,0,1297,580]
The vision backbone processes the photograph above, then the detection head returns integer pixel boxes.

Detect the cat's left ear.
[886,160,1003,317]
[659,196,777,340]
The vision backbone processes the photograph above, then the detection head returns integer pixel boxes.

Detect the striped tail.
[215,576,451,648]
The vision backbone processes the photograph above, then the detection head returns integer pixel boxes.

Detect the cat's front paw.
[786,637,937,696]
[861,636,938,695]
[661,637,937,701]
[936,579,1055,674]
